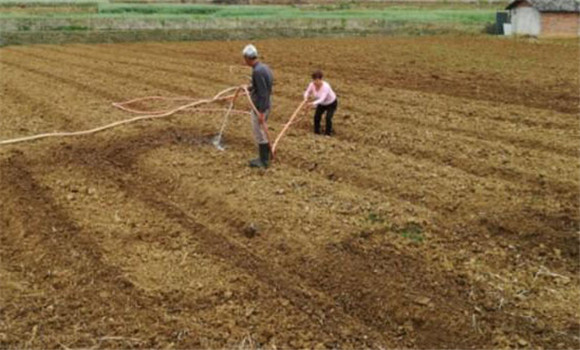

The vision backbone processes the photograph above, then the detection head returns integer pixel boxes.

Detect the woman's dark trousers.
[314,99,338,135]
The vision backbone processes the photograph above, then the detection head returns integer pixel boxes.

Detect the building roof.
[506,0,580,12]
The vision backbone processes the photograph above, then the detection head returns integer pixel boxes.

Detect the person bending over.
[304,70,338,136]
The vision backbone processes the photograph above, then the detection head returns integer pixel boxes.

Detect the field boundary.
[0,18,484,45]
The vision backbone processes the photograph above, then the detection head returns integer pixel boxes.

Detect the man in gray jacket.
[243,44,273,168]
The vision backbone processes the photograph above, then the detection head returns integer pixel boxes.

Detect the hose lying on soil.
[0,85,308,162]
[0,87,238,146]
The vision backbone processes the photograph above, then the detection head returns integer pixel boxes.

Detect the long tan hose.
[0,86,238,146]
[0,85,308,162]
[272,99,308,158]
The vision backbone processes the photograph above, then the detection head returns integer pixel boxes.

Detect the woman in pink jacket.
[303,70,338,136]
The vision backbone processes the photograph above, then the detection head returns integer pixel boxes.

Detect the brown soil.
[0,36,578,349]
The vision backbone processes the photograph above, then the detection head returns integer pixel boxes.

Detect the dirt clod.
[242,223,260,238]
[414,296,431,306]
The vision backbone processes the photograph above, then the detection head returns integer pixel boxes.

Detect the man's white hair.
[242,44,258,59]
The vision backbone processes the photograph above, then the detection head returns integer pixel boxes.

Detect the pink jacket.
[304,81,337,106]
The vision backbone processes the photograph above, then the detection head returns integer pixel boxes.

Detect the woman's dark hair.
[311,70,323,80]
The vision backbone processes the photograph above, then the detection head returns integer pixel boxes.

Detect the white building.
[506,0,580,37]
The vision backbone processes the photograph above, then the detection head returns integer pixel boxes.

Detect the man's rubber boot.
[259,143,270,168]
[249,144,269,168]
[249,154,262,168]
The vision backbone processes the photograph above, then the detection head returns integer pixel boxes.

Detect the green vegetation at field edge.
[0,2,497,24]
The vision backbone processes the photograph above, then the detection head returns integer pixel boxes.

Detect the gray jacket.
[250,62,273,113]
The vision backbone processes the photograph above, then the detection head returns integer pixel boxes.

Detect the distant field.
[99,4,497,23]
[0,1,505,45]
[0,2,498,22]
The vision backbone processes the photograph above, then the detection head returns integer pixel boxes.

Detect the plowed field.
[1,36,578,349]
